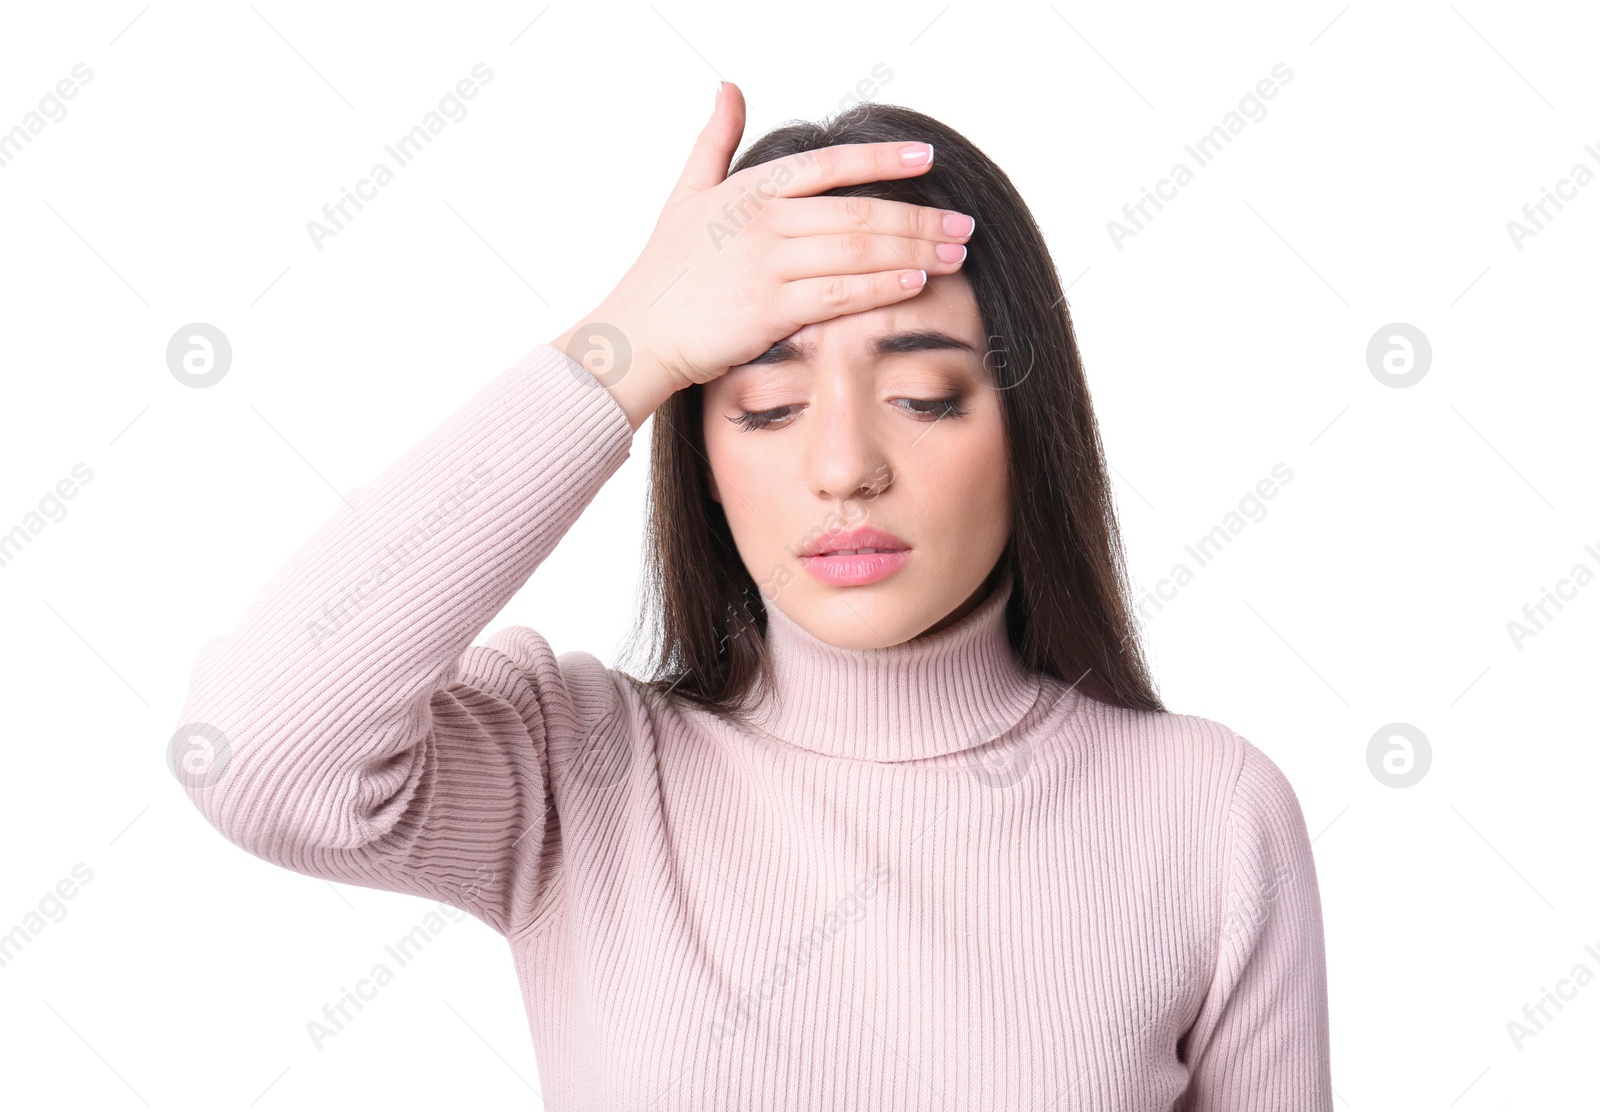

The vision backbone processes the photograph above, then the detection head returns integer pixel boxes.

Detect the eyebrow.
[734,328,978,369]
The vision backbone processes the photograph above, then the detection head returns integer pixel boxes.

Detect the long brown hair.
[615,101,1164,723]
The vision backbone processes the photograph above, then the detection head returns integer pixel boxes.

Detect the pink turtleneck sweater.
[173,343,1332,1110]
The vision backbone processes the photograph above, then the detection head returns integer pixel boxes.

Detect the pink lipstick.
[797,526,912,587]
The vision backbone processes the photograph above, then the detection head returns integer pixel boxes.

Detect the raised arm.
[170,342,640,936]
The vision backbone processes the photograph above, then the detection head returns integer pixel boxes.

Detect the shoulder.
[1069,695,1248,788]
[1066,695,1310,846]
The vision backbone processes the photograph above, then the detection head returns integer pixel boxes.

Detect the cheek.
[701,407,740,503]
[932,414,1008,490]
[917,418,1011,531]
[705,447,793,576]
[702,427,774,533]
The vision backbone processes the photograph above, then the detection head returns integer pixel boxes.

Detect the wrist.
[549,316,682,434]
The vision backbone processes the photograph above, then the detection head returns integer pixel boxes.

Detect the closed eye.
[898,396,969,420]
[729,404,800,432]
[728,395,969,432]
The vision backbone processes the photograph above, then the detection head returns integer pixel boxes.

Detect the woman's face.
[700,271,1012,650]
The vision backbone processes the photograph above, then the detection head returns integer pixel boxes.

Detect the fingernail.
[943,212,976,238]
[900,269,927,289]
[713,81,723,109]
[901,142,933,167]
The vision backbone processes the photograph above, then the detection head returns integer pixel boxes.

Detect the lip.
[797,526,912,587]
[799,549,911,587]
[799,527,910,558]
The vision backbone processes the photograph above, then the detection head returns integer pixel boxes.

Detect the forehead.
[740,272,983,367]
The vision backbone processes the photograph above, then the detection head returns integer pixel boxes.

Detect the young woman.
[173,82,1331,1109]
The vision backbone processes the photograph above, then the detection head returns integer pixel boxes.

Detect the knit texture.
[173,343,1332,1110]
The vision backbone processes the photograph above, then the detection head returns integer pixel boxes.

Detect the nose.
[803,377,893,504]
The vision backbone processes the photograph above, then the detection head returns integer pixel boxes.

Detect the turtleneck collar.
[748,571,1048,762]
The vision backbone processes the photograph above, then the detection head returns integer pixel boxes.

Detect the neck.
[749,571,1045,762]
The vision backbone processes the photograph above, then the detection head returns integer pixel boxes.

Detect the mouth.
[799,527,910,559]
[797,527,912,586]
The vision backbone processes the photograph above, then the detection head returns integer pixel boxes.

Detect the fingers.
[669,81,748,201]
[765,194,976,246]
[744,140,939,200]
[780,268,935,323]
[769,231,967,284]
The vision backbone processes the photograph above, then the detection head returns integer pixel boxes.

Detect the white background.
[1,1,1595,1107]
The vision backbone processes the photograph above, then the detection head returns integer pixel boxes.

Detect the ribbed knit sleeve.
[169,344,635,938]
[1175,737,1333,1110]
